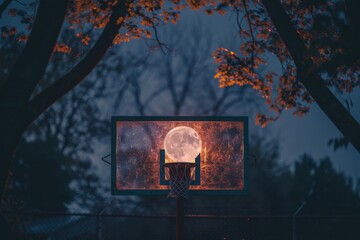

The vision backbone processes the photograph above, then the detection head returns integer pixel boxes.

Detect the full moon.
[164,126,202,163]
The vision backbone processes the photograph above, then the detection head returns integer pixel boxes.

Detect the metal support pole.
[292,201,306,240]
[97,207,106,240]
[176,197,184,240]
[292,187,313,240]
[97,213,102,240]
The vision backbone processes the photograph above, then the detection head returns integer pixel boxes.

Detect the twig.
[0,0,13,19]
[241,0,256,68]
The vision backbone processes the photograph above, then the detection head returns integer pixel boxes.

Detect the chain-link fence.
[1,211,360,240]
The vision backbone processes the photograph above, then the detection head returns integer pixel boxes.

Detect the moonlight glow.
[164,126,201,163]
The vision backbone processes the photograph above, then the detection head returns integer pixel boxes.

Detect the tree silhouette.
[213,1,360,152]
[105,21,257,117]
[0,0,126,201]
[5,139,80,212]
[292,154,360,215]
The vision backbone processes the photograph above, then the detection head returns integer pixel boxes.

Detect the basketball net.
[164,162,196,199]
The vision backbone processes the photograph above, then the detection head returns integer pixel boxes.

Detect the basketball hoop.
[164,162,196,199]
[111,117,249,240]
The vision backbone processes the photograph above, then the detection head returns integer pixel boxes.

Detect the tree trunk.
[261,0,360,153]
[300,73,360,152]
[0,105,34,239]
[0,0,69,104]
[0,0,69,199]
[0,0,126,201]
[0,109,24,240]
[0,106,28,200]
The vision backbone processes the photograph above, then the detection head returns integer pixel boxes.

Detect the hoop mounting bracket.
[159,149,200,186]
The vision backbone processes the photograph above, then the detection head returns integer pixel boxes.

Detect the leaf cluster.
[212,0,359,127]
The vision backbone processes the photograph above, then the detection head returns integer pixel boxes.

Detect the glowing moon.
[164,126,201,163]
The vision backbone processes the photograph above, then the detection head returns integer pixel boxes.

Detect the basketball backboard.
[111,116,248,195]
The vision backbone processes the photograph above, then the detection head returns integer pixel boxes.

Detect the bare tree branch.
[241,0,256,66]
[261,0,360,152]
[202,88,229,115]
[0,0,13,19]
[28,1,127,121]
[142,86,168,108]
[0,0,69,104]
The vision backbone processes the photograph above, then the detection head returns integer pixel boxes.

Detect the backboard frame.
[111,116,248,195]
